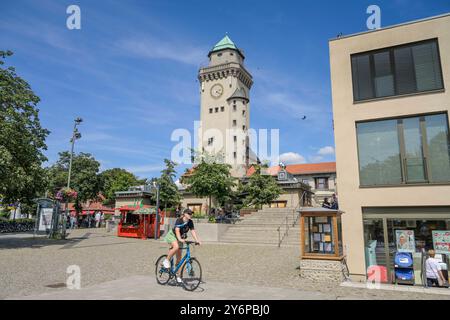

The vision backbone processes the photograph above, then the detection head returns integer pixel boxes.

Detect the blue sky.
[1,0,450,180]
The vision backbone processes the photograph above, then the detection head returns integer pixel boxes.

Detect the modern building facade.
[330,14,450,283]
[197,35,254,177]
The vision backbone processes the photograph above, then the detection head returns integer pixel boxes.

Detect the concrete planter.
[163,218,230,242]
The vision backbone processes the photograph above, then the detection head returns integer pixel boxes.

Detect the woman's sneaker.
[176,276,183,284]
[162,258,170,269]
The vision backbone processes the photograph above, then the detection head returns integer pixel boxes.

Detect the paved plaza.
[1,229,449,300]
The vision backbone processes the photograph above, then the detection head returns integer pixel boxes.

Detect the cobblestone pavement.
[1,229,449,300]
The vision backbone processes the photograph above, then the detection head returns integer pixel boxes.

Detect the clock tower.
[197,35,254,177]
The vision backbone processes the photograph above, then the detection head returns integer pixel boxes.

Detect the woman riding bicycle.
[162,208,202,283]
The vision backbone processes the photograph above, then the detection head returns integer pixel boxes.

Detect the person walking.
[95,211,101,228]
[425,249,446,287]
[69,212,77,230]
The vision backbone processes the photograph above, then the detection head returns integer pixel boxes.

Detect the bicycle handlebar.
[184,241,200,245]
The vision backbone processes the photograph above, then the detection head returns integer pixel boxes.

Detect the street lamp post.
[62,117,82,239]
[154,182,160,240]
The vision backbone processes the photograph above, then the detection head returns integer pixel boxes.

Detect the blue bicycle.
[155,241,202,291]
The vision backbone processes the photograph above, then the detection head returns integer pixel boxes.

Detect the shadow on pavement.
[0,232,101,250]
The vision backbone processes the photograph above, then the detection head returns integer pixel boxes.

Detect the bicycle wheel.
[181,258,202,291]
[155,255,171,285]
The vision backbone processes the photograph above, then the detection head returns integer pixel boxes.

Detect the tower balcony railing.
[199,62,253,79]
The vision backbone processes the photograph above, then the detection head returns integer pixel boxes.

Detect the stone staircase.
[219,207,301,246]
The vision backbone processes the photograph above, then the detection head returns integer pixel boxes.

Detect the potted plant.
[55,187,78,202]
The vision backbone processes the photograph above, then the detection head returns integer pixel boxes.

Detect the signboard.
[395,229,415,253]
[39,208,54,231]
[432,230,450,254]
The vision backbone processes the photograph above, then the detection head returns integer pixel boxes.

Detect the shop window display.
[364,217,450,285]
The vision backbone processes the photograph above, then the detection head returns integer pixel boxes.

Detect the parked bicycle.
[155,241,202,291]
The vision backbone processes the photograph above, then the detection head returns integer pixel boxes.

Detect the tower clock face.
[210,84,224,98]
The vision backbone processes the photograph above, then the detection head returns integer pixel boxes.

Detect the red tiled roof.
[246,162,336,176]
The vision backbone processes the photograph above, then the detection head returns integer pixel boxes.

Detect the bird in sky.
[301,115,307,120]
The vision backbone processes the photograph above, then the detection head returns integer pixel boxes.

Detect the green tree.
[0,50,50,207]
[46,151,102,210]
[99,168,144,206]
[241,164,282,209]
[183,160,236,211]
[157,159,181,210]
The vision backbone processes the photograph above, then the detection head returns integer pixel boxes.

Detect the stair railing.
[277,191,309,247]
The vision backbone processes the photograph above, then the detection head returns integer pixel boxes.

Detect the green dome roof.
[211,35,238,52]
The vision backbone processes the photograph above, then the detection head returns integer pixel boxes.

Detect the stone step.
[218,240,298,247]
[218,238,300,246]
[238,217,298,223]
[225,229,300,235]
[219,236,299,244]
[219,235,300,243]
[224,226,301,232]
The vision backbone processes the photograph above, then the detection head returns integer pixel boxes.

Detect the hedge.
[0,219,35,233]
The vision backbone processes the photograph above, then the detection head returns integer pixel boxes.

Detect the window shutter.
[373,51,395,97]
[394,47,416,94]
[352,54,373,101]
[412,42,443,91]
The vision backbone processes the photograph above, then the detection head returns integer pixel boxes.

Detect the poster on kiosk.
[395,230,416,253]
[432,231,450,255]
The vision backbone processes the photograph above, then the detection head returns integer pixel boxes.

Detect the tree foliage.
[46,152,102,209]
[156,159,181,210]
[0,50,50,206]
[241,164,282,209]
[99,168,144,205]
[183,160,236,209]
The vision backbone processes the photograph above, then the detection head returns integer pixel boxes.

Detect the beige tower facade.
[197,36,254,177]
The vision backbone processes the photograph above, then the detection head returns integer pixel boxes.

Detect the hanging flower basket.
[55,187,78,202]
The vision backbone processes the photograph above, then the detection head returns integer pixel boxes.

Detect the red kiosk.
[117,205,164,239]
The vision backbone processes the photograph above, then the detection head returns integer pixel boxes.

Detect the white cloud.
[125,164,164,174]
[116,37,205,66]
[309,155,324,163]
[279,152,306,165]
[317,146,335,156]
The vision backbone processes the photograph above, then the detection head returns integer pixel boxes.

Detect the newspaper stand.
[117,205,164,239]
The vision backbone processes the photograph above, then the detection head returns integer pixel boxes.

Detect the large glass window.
[357,113,450,186]
[363,217,450,285]
[352,39,444,101]
[363,219,389,283]
[357,119,402,185]
[425,114,450,182]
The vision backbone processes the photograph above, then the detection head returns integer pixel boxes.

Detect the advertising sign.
[432,230,450,254]
[395,229,415,253]
[39,208,54,231]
